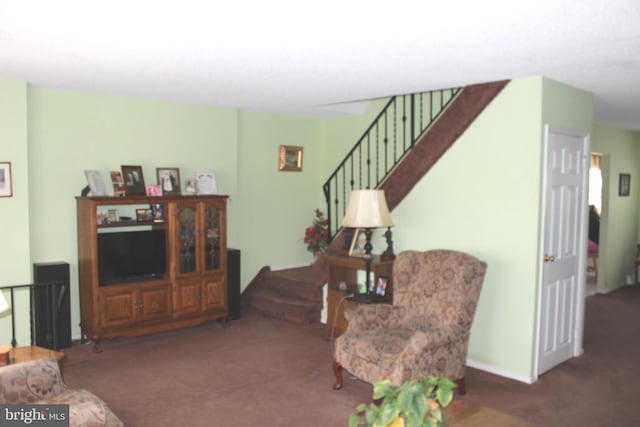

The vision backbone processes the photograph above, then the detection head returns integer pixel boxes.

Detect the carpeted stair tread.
[249,287,320,323]
[266,267,321,301]
[270,266,315,283]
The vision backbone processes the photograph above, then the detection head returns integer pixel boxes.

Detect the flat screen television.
[97,230,167,286]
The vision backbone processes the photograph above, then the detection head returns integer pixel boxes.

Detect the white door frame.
[534,124,590,379]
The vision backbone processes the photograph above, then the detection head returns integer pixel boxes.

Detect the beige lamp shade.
[342,189,394,228]
[0,291,9,315]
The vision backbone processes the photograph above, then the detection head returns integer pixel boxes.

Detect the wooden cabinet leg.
[333,360,343,390]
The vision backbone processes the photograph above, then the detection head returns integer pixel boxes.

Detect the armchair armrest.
[0,358,66,403]
[344,304,407,331]
[408,324,469,351]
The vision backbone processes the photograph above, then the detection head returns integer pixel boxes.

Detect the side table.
[8,346,66,375]
[326,254,394,338]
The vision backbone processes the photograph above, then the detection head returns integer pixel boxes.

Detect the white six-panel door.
[537,125,589,376]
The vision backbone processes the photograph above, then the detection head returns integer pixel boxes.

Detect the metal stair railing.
[322,87,461,238]
[0,282,68,350]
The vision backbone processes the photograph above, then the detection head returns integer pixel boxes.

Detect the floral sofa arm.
[0,357,65,403]
[344,304,407,330]
[0,358,124,427]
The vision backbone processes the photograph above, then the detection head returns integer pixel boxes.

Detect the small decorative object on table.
[303,209,329,257]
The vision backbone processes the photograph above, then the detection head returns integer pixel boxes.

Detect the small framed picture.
[184,178,197,195]
[349,228,376,257]
[196,172,217,195]
[619,173,631,197]
[110,171,126,197]
[278,145,303,171]
[107,209,119,223]
[136,208,153,222]
[375,276,389,296]
[145,184,162,197]
[151,203,165,222]
[156,167,181,196]
[121,165,146,196]
[84,170,107,196]
[0,162,12,197]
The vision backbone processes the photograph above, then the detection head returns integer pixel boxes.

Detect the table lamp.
[342,189,394,295]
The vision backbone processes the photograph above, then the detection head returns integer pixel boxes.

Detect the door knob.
[544,254,556,262]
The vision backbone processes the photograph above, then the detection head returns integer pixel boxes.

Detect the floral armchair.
[332,249,487,395]
[0,357,123,427]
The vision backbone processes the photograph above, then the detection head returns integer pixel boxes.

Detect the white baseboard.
[597,284,624,295]
[466,359,536,384]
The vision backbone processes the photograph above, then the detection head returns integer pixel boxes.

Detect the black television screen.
[97,230,167,285]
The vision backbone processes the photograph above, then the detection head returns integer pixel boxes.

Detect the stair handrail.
[322,88,461,238]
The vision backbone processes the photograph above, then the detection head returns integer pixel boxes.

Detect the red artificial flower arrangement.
[304,209,329,256]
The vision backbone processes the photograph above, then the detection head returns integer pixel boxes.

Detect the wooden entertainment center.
[76,195,228,351]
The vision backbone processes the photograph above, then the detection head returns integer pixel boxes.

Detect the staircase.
[242,80,510,323]
[241,262,325,324]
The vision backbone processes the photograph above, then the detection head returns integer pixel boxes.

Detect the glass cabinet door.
[203,205,221,272]
[177,205,197,274]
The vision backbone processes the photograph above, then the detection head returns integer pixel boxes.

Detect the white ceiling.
[1,1,640,129]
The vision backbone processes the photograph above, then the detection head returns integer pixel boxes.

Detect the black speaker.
[227,249,241,320]
[32,262,72,350]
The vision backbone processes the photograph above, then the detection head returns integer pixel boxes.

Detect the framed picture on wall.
[278,145,303,171]
[619,173,631,196]
[0,162,12,197]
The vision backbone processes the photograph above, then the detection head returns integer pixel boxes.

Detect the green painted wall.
[236,111,324,280]
[0,76,626,383]
[0,81,31,344]
[390,78,544,379]
[591,125,640,292]
[0,84,331,343]
[321,98,390,169]
[387,77,592,381]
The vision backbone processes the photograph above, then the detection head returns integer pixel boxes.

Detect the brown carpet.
[62,285,640,426]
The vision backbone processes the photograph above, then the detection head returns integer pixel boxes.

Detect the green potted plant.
[349,377,456,427]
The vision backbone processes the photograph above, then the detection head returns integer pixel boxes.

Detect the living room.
[3,73,640,379]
